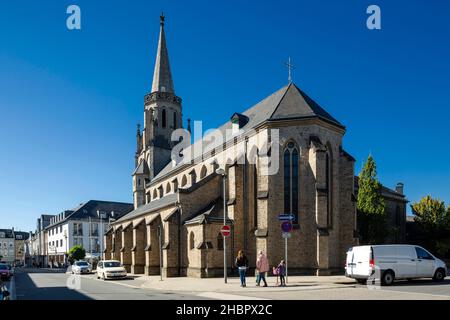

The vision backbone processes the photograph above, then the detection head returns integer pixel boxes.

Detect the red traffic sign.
[220,225,231,237]
[281,221,293,233]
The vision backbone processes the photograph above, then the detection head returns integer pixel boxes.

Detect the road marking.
[80,274,142,290]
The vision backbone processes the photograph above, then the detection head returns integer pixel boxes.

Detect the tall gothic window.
[173,112,177,128]
[162,109,167,128]
[284,141,299,223]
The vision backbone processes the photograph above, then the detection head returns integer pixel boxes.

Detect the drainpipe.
[243,137,248,253]
[177,203,182,276]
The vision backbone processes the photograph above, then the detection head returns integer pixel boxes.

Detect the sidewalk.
[126,274,356,293]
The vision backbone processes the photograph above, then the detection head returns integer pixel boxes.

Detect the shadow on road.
[15,271,92,300]
[390,279,450,287]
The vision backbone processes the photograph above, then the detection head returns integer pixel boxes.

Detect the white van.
[345,245,447,285]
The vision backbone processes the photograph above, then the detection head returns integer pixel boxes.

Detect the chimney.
[395,183,404,194]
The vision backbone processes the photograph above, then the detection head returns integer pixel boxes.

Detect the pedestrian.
[235,250,249,287]
[256,250,269,287]
[277,260,286,286]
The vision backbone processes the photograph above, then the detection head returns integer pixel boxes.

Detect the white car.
[72,261,92,274]
[96,260,127,280]
[346,244,447,285]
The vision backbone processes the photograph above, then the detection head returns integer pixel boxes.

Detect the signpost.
[220,225,231,237]
[278,214,295,284]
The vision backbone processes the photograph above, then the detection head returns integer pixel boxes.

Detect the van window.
[415,247,434,260]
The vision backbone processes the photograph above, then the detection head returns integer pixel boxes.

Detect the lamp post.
[215,168,228,284]
[64,230,68,266]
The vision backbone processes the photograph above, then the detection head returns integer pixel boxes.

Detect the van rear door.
[352,246,372,278]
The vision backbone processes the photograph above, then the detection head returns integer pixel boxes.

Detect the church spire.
[151,13,175,94]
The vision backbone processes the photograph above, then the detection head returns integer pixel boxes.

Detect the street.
[12,270,208,300]
[9,269,450,300]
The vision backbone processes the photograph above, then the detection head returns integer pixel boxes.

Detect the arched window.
[152,189,158,200]
[199,165,207,179]
[325,145,333,227]
[173,111,177,129]
[162,109,167,128]
[217,233,224,250]
[189,232,195,250]
[284,141,299,223]
[166,182,171,194]
[158,185,164,198]
[180,175,187,187]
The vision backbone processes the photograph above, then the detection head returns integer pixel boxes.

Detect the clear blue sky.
[1,0,449,232]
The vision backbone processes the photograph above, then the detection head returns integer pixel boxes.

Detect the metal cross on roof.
[285,57,295,83]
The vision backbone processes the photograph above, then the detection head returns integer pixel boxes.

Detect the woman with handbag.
[235,250,249,287]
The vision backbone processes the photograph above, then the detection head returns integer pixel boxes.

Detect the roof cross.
[285,57,295,83]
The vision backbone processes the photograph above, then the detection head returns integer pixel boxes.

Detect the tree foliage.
[411,195,450,256]
[357,155,387,244]
[68,245,86,264]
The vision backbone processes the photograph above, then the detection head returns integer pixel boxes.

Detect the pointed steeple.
[151,13,175,94]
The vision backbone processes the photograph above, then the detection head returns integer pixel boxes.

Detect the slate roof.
[354,176,407,202]
[151,83,344,184]
[184,198,233,225]
[14,231,30,241]
[45,200,134,229]
[0,229,14,238]
[114,193,178,224]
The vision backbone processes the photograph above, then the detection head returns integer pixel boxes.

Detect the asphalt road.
[13,270,208,300]
[11,269,450,300]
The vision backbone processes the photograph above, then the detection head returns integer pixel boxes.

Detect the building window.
[90,238,100,253]
[217,233,223,250]
[189,232,195,250]
[73,223,83,236]
[162,109,167,128]
[283,142,299,224]
[173,111,177,128]
[90,223,99,237]
[74,237,83,247]
[60,239,63,247]
[60,226,62,233]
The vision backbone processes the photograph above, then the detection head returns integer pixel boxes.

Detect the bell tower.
[133,13,182,208]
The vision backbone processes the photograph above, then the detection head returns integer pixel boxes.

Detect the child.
[272,266,279,286]
[277,260,286,286]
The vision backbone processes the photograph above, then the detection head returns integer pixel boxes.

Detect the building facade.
[106,15,358,278]
[0,229,15,264]
[14,231,30,265]
[354,179,408,243]
[45,200,133,266]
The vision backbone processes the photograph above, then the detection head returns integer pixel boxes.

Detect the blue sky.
[0,0,449,232]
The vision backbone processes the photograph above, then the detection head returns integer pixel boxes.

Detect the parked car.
[96,260,127,280]
[71,261,92,274]
[345,244,447,286]
[0,264,11,281]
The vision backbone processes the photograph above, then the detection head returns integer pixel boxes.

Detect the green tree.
[411,195,450,256]
[68,245,86,264]
[357,155,387,244]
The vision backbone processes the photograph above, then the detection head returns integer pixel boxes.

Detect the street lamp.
[64,230,68,266]
[215,168,228,284]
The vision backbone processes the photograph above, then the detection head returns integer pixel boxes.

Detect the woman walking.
[256,250,269,287]
[235,250,249,287]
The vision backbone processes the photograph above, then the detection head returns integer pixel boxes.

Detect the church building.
[104,15,358,277]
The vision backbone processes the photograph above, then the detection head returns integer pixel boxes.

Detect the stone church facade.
[104,15,358,277]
